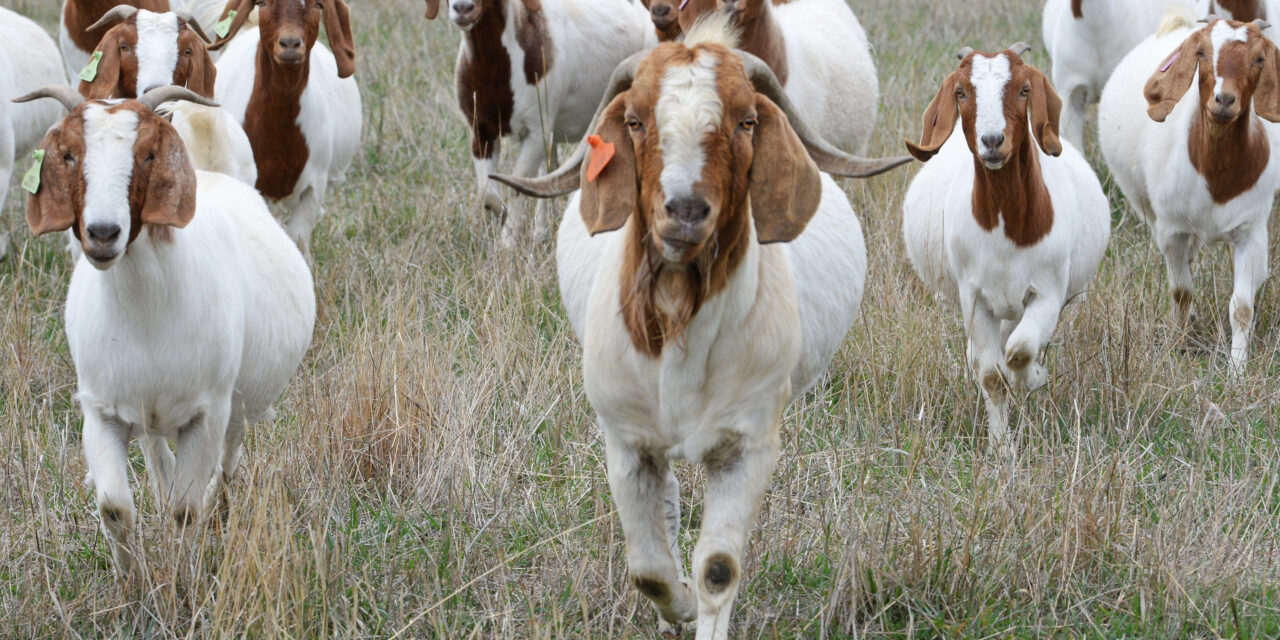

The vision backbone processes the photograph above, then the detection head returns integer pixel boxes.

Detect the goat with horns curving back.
[902,44,1110,458]
[491,25,909,639]
[1099,15,1280,374]
[15,85,316,577]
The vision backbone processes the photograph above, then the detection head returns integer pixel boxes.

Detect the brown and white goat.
[61,0,169,83]
[1099,16,1280,373]
[77,5,216,100]
[903,45,1110,456]
[491,33,908,638]
[210,0,361,255]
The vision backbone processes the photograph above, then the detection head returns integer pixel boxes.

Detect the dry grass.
[2,0,1279,637]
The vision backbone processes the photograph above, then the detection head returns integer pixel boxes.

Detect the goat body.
[0,8,66,219]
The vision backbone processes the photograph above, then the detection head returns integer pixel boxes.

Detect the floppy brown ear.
[209,0,255,50]
[1145,35,1199,122]
[323,0,356,79]
[185,39,218,98]
[1254,36,1280,121]
[77,32,123,100]
[1028,66,1063,156]
[904,70,961,162]
[579,94,637,235]
[749,95,822,244]
[521,0,543,10]
[26,126,80,237]
[139,120,197,228]
[423,0,441,19]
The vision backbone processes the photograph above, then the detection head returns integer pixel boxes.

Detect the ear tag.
[215,10,237,38]
[678,0,690,8]
[1160,51,1179,72]
[586,135,615,183]
[79,51,103,83]
[21,150,44,195]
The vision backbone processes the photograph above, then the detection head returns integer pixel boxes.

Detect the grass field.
[3,0,1280,637]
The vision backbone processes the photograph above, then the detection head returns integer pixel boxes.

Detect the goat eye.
[740,117,757,132]
[1197,49,1205,58]
[63,152,75,163]
[314,0,323,7]
[184,49,192,56]
[1019,84,1030,97]
[626,118,642,132]
[144,152,155,163]
[954,87,965,100]
[120,45,130,53]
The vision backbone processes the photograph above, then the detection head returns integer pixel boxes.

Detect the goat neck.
[970,132,1053,248]
[1187,102,1270,204]
[245,38,309,201]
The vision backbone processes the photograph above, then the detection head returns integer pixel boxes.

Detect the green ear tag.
[21,150,44,195]
[79,51,102,83]
[215,10,237,38]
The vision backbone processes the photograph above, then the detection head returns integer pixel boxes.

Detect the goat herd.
[1,0,1277,636]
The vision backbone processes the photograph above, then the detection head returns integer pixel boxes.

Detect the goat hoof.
[658,619,684,638]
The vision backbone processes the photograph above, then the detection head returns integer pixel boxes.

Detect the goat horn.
[736,50,911,178]
[957,46,974,60]
[490,51,645,197]
[87,5,138,32]
[138,85,219,111]
[1199,13,1218,23]
[13,86,85,113]
[174,10,212,43]
[1009,41,1031,57]
[1255,19,1272,30]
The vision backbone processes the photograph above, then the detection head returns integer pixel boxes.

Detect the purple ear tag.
[679,0,690,9]
[1160,51,1180,72]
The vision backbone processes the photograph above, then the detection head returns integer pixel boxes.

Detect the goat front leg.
[1157,227,1200,336]
[471,134,505,214]
[206,409,249,520]
[500,136,549,248]
[692,426,781,640]
[139,433,175,513]
[285,187,326,260]
[171,399,229,528]
[603,430,697,630]
[1228,223,1268,375]
[1059,84,1089,152]
[1004,286,1066,394]
[82,406,138,575]
[963,288,1013,458]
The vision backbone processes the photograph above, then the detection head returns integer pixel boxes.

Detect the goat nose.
[279,36,303,51]
[86,223,121,244]
[981,133,1005,149]
[453,1,475,12]
[651,3,671,17]
[665,196,710,224]
[1215,93,1237,108]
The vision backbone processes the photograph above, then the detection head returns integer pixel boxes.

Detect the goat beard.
[621,235,718,358]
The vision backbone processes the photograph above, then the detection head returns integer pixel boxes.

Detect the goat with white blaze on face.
[1099,15,1280,374]
[492,22,909,639]
[15,85,316,576]
[902,44,1110,457]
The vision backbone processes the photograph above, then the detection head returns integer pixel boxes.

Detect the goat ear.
[323,0,356,79]
[905,70,961,162]
[1145,36,1199,122]
[26,126,80,237]
[209,0,254,50]
[749,95,822,244]
[77,33,123,100]
[521,0,543,10]
[423,0,441,19]
[1254,37,1280,121]
[579,94,637,236]
[139,120,197,229]
[185,39,218,98]
[1028,66,1063,156]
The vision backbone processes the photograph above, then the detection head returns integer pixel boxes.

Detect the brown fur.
[580,44,820,356]
[456,0,514,161]
[906,49,1062,248]
[1145,20,1280,203]
[63,0,168,56]
[1213,0,1266,21]
[27,101,196,249]
[79,14,217,100]
[1071,0,1082,19]
[516,4,553,85]
[677,0,788,84]
[641,0,791,41]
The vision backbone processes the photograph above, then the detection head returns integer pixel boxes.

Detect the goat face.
[26,100,196,269]
[581,42,822,265]
[214,0,355,78]
[447,0,539,31]
[1146,19,1280,126]
[81,11,217,100]
[906,47,1063,170]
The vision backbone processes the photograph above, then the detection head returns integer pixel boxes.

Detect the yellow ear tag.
[21,150,44,195]
[586,135,615,183]
[215,10,237,38]
[79,51,103,83]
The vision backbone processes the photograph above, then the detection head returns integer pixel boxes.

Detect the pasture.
[2,0,1279,636]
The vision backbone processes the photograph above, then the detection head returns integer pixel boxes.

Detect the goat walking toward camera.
[902,45,1109,456]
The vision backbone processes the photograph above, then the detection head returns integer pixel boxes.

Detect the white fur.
[1098,21,1280,373]
[159,101,258,186]
[972,53,1012,162]
[135,10,180,93]
[1042,0,1211,148]
[214,26,362,255]
[449,0,655,247]
[557,174,865,640]
[0,8,67,223]
[69,165,314,573]
[903,123,1110,456]
[656,51,722,203]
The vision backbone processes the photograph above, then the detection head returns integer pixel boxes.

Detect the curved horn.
[174,10,212,43]
[138,85,219,111]
[1009,41,1031,57]
[736,51,911,178]
[490,51,645,197]
[87,5,138,32]
[13,86,84,113]
[1199,13,1218,23]
[957,46,974,60]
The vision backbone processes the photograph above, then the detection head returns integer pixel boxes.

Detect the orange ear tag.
[586,135,615,183]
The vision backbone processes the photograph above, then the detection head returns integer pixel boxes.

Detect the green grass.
[2,0,1280,637]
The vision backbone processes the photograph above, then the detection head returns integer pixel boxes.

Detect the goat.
[61,0,168,84]
[658,0,878,154]
[1098,16,1280,374]
[490,31,909,638]
[422,0,654,247]
[15,85,315,576]
[210,0,361,256]
[1042,0,1214,149]
[902,45,1110,456]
